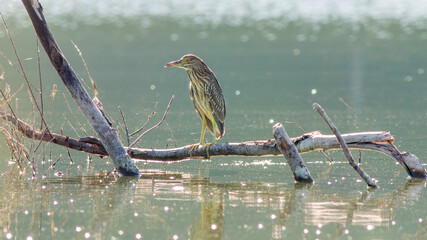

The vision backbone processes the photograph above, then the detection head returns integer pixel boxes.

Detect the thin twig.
[313,103,377,188]
[1,127,32,166]
[338,97,359,131]
[71,40,97,97]
[284,120,306,133]
[339,97,362,163]
[118,106,130,146]
[62,93,88,136]
[130,102,159,137]
[320,150,334,164]
[32,130,47,153]
[0,13,51,136]
[0,88,19,122]
[37,39,43,130]
[0,88,28,147]
[61,128,73,164]
[49,84,57,123]
[43,154,62,176]
[1,81,24,112]
[127,95,174,152]
[63,114,81,137]
[165,122,177,148]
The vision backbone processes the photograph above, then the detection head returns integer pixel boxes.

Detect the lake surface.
[1,0,427,239]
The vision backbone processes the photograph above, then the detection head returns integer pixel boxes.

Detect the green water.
[1,1,427,239]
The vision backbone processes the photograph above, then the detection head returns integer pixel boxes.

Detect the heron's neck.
[187,68,210,85]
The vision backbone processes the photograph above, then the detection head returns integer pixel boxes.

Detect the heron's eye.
[184,59,190,64]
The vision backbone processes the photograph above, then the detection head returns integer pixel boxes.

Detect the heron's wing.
[205,74,226,122]
[205,74,226,138]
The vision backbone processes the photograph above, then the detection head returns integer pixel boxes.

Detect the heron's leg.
[199,117,207,145]
[211,121,217,144]
[203,121,217,159]
[188,117,207,158]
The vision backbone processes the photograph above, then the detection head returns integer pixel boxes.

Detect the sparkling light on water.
[172,186,185,191]
[6,233,12,239]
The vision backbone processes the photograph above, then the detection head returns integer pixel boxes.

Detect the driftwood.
[21,0,139,176]
[273,123,314,183]
[1,110,425,182]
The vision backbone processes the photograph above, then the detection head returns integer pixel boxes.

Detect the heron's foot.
[202,143,215,159]
[186,143,201,158]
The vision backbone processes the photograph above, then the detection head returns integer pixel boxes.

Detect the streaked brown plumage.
[164,54,226,145]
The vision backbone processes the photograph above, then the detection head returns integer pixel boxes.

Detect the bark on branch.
[2,111,425,179]
[21,0,139,176]
[273,123,314,183]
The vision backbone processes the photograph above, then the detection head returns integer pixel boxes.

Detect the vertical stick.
[313,103,377,187]
[273,123,314,183]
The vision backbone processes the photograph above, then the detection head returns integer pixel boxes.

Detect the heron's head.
[164,54,205,71]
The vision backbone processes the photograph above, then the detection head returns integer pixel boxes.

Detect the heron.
[164,54,226,155]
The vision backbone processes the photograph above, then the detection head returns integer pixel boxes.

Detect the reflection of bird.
[165,54,226,150]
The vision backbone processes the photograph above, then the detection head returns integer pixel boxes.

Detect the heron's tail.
[214,115,225,140]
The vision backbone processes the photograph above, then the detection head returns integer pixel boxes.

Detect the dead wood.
[273,123,314,183]
[2,110,425,179]
[313,103,377,187]
[21,0,139,176]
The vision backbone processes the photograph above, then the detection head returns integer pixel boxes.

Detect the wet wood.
[273,123,314,183]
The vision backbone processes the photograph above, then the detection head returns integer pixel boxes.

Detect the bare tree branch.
[1,107,425,180]
[313,103,377,187]
[130,102,159,137]
[21,0,139,176]
[127,95,174,152]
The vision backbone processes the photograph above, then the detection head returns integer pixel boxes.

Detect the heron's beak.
[164,59,182,68]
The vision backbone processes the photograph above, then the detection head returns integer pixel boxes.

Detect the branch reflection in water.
[1,169,425,239]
